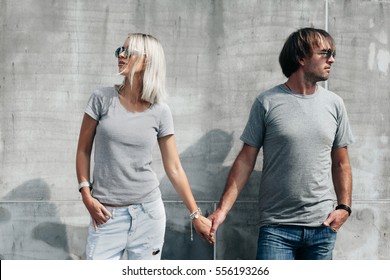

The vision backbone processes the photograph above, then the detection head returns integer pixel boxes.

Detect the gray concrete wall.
[0,0,389,259]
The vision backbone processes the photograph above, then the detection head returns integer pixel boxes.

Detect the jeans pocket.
[142,199,166,220]
[98,217,113,228]
[325,225,338,233]
[94,207,114,229]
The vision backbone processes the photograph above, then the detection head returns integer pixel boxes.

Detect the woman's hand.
[82,196,112,229]
[193,215,215,244]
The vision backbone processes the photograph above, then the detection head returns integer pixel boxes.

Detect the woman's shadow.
[0,178,86,259]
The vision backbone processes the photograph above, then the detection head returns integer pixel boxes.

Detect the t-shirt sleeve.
[158,103,175,138]
[333,100,355,148]
[85,90,102,121]
[240,98,266,149]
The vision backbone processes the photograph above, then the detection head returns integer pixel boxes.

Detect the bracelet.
[78,181,92,192]
[189,207,202,220]
[190,207,202,242]
[335,204,352,216]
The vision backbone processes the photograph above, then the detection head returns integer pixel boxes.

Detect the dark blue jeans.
[256,225,337,260]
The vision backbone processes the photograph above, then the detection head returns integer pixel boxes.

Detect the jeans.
[256,225,337,260]
[86,198,166,260]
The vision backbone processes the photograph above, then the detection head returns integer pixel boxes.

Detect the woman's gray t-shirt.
[241,84,355,227]
[85,87,174,204]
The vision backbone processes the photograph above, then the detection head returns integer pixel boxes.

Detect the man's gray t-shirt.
[241,84,355,227]
[85,87,174,204]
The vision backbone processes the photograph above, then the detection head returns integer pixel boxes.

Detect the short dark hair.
[279,27,335,77]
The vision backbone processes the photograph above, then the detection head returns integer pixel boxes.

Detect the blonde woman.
[76,33,213,260]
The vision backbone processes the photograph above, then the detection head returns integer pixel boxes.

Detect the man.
[208,28,354,260]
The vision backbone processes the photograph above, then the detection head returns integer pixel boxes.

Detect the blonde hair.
[117,33,167,104]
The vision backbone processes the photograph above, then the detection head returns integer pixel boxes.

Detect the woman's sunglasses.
[115,47,130,58]
[115,47,145,58]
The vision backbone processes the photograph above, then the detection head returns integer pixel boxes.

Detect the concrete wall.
[0,0,389,259]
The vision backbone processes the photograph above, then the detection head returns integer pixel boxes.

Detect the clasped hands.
[192,209,226,244]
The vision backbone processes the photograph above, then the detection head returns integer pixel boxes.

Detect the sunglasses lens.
[326,49,335,59]
[318,49,335,59]
[115,47,127,58]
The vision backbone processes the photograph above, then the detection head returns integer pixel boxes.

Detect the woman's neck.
[121,77,143,104]
[118,77,150,112]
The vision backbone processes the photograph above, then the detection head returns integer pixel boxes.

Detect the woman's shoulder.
[91,86,117,97]
[151,101,171,112]
[149,102,173,121]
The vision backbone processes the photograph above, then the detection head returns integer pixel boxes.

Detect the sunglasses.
[115,47,145,58]
[317,49,336,59]
[115,47,130,58]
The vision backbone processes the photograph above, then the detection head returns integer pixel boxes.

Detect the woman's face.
[117,38,145,77]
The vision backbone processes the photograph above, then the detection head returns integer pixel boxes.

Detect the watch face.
[194,213,199,219]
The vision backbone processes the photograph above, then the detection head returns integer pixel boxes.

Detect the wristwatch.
[190,208,202,220]
[335,204,352,216]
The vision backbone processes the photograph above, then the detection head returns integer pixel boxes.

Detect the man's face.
[302,44,336,83]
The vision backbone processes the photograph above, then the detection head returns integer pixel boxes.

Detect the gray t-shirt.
[85,87,174,204]
[241,84,355,227]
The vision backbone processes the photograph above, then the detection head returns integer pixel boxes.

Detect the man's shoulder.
[255,84,285,103]
[317,85,344,104]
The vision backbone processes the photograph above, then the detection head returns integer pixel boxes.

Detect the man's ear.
[298,56,305,66]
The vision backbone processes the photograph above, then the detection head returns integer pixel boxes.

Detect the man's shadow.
[160,129,261,201]
[160,129,261,259]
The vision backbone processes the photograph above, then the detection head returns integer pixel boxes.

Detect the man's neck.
[285,74,317,95]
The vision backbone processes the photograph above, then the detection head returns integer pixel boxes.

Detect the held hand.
[193,216,215,244]
[207,209,227,240]
[82,197,112,229]
[323,209,350,232]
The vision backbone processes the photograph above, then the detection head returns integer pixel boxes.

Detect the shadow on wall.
[160,129,261,201]
[160,129,262,259]
[161,202,215,260]
[0,179,86,260]
[0,130,262,260]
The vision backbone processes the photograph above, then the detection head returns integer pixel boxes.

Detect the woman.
[76,33,213,260]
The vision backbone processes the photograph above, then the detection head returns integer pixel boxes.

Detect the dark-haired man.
[208,28,354,260]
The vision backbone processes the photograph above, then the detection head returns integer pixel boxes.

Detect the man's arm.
[332,146,353,206]
[208,143,259,236]
[323,146,353,231]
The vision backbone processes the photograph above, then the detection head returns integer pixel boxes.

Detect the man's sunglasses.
[317,49,336,59]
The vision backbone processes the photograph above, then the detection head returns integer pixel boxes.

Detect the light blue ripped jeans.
[86,198,166,260]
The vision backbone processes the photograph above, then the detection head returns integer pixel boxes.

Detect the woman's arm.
[76,114,96,189]
[76,113,111,227]
[158,134,214,243]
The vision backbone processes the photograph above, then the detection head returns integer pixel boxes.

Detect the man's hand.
[323,209,350,232]
[207,209,228,241]
[193,215,215,244]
